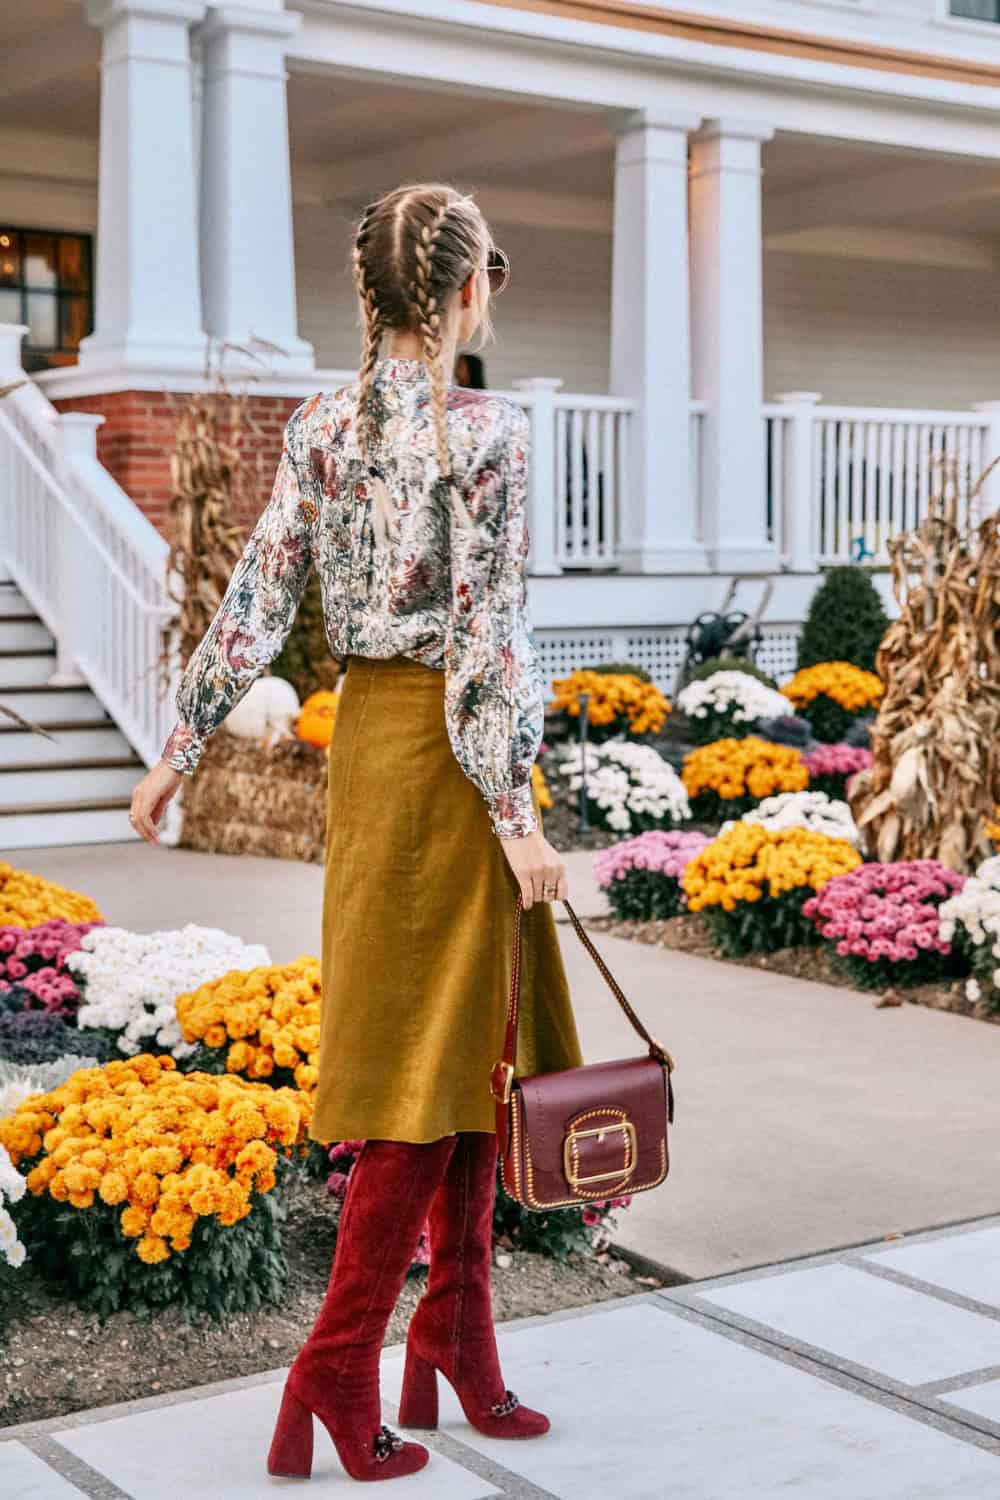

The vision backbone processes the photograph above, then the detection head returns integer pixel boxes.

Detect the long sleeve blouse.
[161,356,544,839]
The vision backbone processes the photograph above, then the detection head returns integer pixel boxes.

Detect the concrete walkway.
[15,842,1000,1278]
[6,1215,1000,1498]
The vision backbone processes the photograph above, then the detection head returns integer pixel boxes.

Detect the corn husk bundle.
[849,459,1000,871]
[178,733,328,864]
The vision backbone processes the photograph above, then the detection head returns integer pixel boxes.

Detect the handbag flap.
[515,1055,669,1206]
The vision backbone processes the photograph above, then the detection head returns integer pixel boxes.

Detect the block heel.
[398,1346,439,1430]
[267,1387,314,1478]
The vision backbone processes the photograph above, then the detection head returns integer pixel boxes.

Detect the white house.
[3,0,1000,845]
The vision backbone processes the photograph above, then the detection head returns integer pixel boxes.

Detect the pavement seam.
[646,1288,1000,1457]
[20,1434,133,1500]
[917,1365,1000,1397]
[845,1254,1000,1325]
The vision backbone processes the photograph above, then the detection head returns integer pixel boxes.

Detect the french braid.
[412,200,457,496]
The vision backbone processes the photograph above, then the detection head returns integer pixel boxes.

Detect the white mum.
[558,741,690,834]
[677,671,790,725]
[70,924,270,1058]
[939,857,1000,950]
[723,791,860,846]
[0,1144,26,1270]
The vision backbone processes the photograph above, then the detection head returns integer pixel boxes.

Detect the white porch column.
[196,4,314,366]
[80,0,208,372]
[690,119,776,573]
[610,107,706,574]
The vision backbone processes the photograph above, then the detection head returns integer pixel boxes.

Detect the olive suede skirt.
[310,655,584,1145]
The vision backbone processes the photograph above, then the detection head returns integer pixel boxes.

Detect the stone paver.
[16,840,1000,1278]
[7,1218,1000,1500]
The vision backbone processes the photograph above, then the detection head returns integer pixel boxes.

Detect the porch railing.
[0,327,177,769]
[765,397,998,568]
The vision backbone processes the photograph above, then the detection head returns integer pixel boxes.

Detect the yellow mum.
[531,762,553,811]
[682,737,808,805]
[782,662,883,714]
[176,956,322,1097]
[682,823,861,913]
[549,670,671,739]
[0,860,103,928]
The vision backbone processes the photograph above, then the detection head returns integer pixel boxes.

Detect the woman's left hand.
[129,761,184,845]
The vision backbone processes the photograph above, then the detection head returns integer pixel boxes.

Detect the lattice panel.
[534,632,619,688]
[756,628,801,681]
[534,628,686,692]
[623,632,689,689]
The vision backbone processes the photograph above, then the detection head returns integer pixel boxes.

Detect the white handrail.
[0,328,178,769]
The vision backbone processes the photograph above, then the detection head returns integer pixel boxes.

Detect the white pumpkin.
[224,675,301,740]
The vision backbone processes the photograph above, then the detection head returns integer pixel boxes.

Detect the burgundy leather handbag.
[491,896,675,1210]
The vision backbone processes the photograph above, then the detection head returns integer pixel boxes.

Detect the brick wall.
[51,391,302,537]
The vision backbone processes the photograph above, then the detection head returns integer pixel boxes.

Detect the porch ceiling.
[0,0,98,138]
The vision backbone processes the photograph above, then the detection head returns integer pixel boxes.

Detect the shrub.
[591,661,653,683]
[803,743,874,801]
[939,858,1000,1008]
[682,824,861,955]
[0,1010,118,1068]
[592,831,711,921]
[798,566,889,674]
[727,790,860,847]
[681,737,809,821]
[0,863,103,929]
[0,920,100,1015]
[176,956,322,1095]
[557,742,690,834]
[805,861,965,990]
[549,671,670,742]
[684,655,778,690]
[0,1055,310,1317]
[782,662,883,744]
[72,924,271,1060]
[676,671,792,746]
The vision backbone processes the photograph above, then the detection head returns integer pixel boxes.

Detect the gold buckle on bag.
[563,1121,637,1189]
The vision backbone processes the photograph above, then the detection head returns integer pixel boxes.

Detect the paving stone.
[941,1380,1000,1424]
[0,1442,86,1500]
[698,1264,1000,1385]
[53,1379,499,1499]
[866,1225,1000,1309]
[383,1302,1000,1499]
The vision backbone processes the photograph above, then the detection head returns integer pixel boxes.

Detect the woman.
[129,181,583,1485]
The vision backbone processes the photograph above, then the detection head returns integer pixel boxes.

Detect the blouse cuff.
[161,721,207,776]
[488,784,538,840]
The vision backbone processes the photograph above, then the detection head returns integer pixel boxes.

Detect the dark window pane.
[58,236,90,292]
[0,288,21,323]
[951,0,999,16]
[0,233,20,287]
[24,233,57,290]
[60,295,91,350]
[26,291,57,347]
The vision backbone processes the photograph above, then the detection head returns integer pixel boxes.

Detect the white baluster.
[511,377,563,576]
[774,393,821,573]
[972,402,1000,515]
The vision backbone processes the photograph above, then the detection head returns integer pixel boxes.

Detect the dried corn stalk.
[850,457,1000,871]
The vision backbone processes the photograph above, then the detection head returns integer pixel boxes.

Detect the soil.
[587,912,1000,1024]
[0,1173,671,1431]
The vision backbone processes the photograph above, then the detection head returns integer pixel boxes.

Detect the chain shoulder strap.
[489,894,675,1109]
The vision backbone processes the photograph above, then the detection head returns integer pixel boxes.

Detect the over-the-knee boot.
[398,1131,550,1439]
[268,1134,459,1482]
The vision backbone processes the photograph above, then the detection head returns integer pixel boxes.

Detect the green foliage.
[591,661,653,683]
[685,655,778,690]
[14,1159,292,1320]
[272,568,340,700]
[703,891,820,957]
[801,698,874,746]
[604,869,687,922]
[797,567,889,674]
[492,1168,627,1257]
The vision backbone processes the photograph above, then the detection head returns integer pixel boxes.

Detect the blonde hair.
[352,183,494,536]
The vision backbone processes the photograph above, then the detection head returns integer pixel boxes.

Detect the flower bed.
[681,824,862,955]
[0,920,102,1015]
[681,737,809,821]
[176,956,321,1094]
[549,670,671,742]
[0,1054,310,1316]
[803,861,965,989]
[727,790,859,847]
[0,863,103,929]
[557,741,690,834]
[802,743,873,801]
[676,671,791,746]
[593,831,711,921]
[72,924,271,1060]
[781,662,883,743]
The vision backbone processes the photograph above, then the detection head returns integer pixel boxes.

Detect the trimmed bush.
[797,567,889,674]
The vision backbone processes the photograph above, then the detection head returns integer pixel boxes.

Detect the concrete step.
[0,686,111,726]
[0,647,58,687]
[0,763,143,804]
[0,618,54,652]
[0,723,135,766]
[0,583,34,617]
[0,802,140,849]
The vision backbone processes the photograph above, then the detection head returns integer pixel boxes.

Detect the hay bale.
[179,734,328,863]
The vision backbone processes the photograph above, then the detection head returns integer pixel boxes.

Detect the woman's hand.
[129,760,184,845]
[500,830,568,909]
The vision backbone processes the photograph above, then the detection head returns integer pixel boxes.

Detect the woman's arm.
[161,404,318,776]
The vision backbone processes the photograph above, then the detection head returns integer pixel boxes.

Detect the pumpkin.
[298,689,340,748]
[224,675,301,740]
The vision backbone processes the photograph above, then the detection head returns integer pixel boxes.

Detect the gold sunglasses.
[486,247,510,297]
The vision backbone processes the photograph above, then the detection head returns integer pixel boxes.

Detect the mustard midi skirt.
[310,655,584,1145]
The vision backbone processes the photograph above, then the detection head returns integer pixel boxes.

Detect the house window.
[950,0,999,18]
[0,228,93,372]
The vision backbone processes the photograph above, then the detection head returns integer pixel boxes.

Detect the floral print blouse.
[161,356,543,839]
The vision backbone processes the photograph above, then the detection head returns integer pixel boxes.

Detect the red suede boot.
[398,1131,550,1440]
[268,1135,458,1482]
